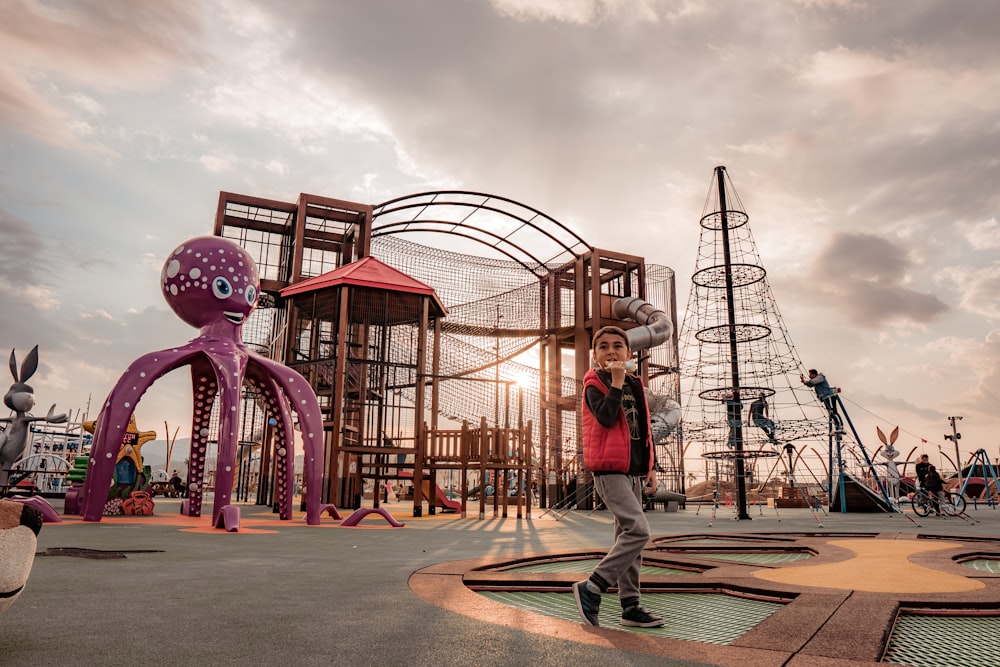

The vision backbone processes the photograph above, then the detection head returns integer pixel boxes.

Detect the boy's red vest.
[581,369,653,474]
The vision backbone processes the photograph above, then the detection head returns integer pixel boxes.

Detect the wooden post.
[479,417,488,520]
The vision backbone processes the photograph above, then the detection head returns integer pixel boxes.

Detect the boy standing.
[749,392,777,444]
[572,326,663,628]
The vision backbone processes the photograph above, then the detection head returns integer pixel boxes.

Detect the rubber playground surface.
[7,498,1000,667]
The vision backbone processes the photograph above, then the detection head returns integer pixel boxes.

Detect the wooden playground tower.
[213,190,680,517]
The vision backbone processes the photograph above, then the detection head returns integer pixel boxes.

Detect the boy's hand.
[604,360,627,387]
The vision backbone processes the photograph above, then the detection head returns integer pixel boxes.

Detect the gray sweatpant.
[592,474,650,605]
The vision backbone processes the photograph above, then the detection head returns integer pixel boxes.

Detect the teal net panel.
[658,537,792,545]
[961,558,1000,574]
[478,590,783,644]
[691,552,811,564]
[884,614,1000,667]
[502,558,689,575]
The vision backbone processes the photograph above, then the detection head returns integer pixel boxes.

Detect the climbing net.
[678,169,875,489]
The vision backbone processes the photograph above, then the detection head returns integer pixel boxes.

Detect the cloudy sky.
[3,0,1000,478]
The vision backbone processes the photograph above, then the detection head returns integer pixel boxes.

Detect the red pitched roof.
[279,256,447,316]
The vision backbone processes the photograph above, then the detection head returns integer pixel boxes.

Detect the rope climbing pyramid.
[678,166,862,518]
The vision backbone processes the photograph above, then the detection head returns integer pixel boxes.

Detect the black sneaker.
[572,581,601,626]
[620,605,664,628]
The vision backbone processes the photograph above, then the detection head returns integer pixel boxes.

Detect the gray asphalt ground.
[3,497,998,667]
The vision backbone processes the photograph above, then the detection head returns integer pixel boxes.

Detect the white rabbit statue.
[0,346,67,488]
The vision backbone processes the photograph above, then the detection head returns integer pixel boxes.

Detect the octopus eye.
[246,284,258,306]
[212,276,233,300]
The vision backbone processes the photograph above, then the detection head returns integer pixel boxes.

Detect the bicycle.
[910,489,966,517]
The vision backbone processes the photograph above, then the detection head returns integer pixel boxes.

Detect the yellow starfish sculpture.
[83,416,157,472]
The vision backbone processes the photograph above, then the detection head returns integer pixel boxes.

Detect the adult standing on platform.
[801,369,843,432]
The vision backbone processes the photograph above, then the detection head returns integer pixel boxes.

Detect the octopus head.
[161,236,260,330]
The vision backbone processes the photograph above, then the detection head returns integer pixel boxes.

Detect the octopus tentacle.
[196,339,248,526]
[248,353,324,525]
[246,367,295,520]
[182,357,219,517]
[81,345,204,521]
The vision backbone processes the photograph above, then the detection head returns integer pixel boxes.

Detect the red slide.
[399,472,461,512]
[428,481,461,512]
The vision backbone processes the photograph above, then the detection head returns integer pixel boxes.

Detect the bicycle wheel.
[945,492,966,515]
[911,493,931,517]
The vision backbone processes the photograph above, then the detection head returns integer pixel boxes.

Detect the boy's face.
[592,332,630,368]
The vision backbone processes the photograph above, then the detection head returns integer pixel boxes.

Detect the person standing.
[169,470,187,498]
[800,369,843,432]
[923,464,946,514]
[572,326,663,629]
[914,453,931,490]
[749,393,777,444]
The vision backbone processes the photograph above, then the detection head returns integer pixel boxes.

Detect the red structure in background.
[214,190,681,517]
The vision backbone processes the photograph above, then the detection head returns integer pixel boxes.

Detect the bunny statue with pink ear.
[0,346,68,487]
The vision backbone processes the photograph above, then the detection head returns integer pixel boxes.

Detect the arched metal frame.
[372,190,592,273]
[372,190,592,512]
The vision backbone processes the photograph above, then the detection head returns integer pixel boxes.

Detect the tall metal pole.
[716,166,751,520]
[495,303,502,426]
[947,416,963,486]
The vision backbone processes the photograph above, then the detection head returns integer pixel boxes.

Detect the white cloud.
[0,1,204,147]
[65,91,104,115]
[198,152,236,173]
[960,217,1000,251]
[80,309,116,322]
[69,120,97,137]
[491,0,609,24]
[189,10,391,151]
[263,160,287,175]
[22,284,60,310]
[799,45,896,86]
[490,0,703,24]
[941,264,1000,320]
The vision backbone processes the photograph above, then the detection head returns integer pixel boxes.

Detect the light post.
[945,416,963,486]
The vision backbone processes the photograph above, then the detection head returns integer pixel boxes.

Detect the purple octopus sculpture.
[80,236,323,526]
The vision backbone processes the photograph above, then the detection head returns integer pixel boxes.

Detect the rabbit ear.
[20,345,39,383]
[8,349,16,381]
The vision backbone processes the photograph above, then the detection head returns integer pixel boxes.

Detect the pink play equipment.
[320,504,343,520]
[340,507,405,528]
[77,237,325,529]
[4,495,61,523]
